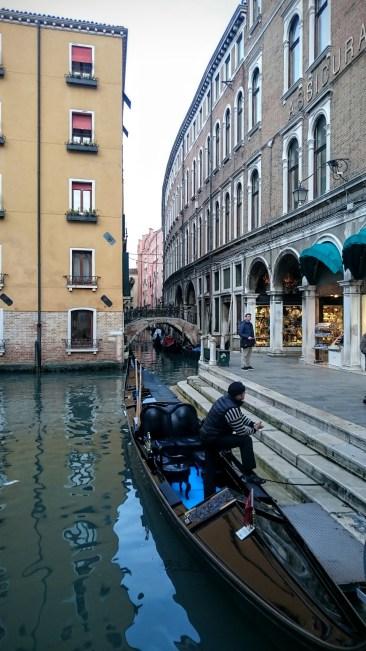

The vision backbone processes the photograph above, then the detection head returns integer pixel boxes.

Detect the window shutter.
[72,45,93,64]
[72,113,92,130]
[72,181,92,192]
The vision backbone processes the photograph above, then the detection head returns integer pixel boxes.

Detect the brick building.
[137,228,163,307]
[0,9,128,369]
[162,0,366,370]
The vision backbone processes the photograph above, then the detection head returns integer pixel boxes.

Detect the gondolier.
[200,381,264,497]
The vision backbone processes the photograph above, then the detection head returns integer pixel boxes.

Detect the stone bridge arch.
[125,317,200,346]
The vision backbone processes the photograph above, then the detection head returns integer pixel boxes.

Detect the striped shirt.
[225,407,255,436]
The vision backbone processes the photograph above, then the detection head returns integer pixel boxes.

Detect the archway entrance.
[185,281,197,324]
[274,253,302,348]
[248,261,270,347]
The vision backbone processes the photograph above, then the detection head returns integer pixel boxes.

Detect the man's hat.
[228,381,246,397]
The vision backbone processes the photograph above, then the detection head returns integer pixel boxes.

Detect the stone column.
[243,293,259,338]
[208,335,217,366]
[299,285,317,364]
[338,280,362,368]
[267,291,283,355]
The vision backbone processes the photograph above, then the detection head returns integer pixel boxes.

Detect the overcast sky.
[8,0,240,264]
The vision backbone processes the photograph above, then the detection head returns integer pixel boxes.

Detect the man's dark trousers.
[203,434,256,498]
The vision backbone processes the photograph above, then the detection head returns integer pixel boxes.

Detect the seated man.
[200,381,264,497]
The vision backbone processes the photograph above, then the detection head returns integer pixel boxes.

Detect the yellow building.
[0,8,128,369]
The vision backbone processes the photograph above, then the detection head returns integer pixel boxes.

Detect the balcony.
[0,340,4,356]
[64,338,100,355]
[66,210,98,223]
[0,273,6,289]
[64,275,99,291]
[65,72,98,88]
[66,138,98,154]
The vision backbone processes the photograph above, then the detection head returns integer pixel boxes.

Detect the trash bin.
[203,347,210,362]
[217,349,230,366]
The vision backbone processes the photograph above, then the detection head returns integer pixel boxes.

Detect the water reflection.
[65,385,98,440]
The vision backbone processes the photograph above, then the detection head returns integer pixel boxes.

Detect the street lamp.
[293,158,350,206]
[293,181,308,206]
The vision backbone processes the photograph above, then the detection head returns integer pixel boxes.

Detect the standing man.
[200,381,264,497]
[239,313,255,369]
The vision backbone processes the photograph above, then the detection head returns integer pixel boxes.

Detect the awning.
[342,229,366,280]
[300,242,343,285]
[72,112,92,130]
[72,45,92,64]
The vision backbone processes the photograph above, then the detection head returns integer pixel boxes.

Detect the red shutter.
[72,45,93,64]
[72,113,92,130]
[72,181,92,191]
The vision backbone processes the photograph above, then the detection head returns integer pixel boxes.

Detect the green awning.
[300,242,343,285]
[342,228,366,280]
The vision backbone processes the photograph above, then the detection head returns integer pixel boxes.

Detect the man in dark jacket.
[239,313,255,369]
[200,381,264,497]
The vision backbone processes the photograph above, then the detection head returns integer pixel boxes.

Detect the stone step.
[176,377,366,542]
[196,369,366,482]
[199,363,366,452]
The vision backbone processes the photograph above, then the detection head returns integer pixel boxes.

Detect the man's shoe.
[243,366,250,370]
[247,366,254,369]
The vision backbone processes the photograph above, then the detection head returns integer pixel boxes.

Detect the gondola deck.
[124,356,366,651]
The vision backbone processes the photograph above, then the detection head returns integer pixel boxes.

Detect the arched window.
[192,223,196,260]
[288,15,300,87]
[199,149,203,188]
[215,122,220,168]
[253,0,260,22]
[215,201,220,247]
[252,68,260,126]
[225,193,230,243]
[237,92,243,143]
[192,159,196,196]
[185,169,189,205]
[225,108,231,157]
[199,216,203,257]
[251,170,259,229]
[236,183,242,236]
[287,139,299,211]
[206,135,211,178]
[206,208,211,252]
[314,115,327,197]
[315,0,329,58]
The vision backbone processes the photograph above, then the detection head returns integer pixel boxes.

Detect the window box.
[0,209,5,219]
[64,338,100,355]
[0,340,5,356]
[66,141,98,153]
[66,210,98,223]
[0,135,5,145]
[65,73,98,87]
[0,66,5,78]
[65,275,99,291]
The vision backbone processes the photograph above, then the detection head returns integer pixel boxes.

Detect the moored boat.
[161,334,182,353]
[124,357,366,651]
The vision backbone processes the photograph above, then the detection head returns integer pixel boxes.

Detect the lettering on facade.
[289,22,366,119]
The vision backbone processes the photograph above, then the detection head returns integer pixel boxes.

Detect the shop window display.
[283,305,302,346]
[255,305,270,346]
[314,304,343,362]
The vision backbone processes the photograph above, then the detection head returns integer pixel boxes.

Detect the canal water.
[0,341,282,651]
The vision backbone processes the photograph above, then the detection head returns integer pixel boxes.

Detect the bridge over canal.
[124,307,200,346]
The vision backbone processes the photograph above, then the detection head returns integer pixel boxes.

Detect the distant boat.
[161,335,182,353]
[182,344,201,357]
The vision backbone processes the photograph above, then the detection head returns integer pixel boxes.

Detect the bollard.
[209,336,217,366]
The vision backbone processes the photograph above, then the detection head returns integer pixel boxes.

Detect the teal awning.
[300,242,343,285]
[342,228,366,280]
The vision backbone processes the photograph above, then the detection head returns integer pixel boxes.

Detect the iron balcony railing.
[65,275,99,288]
[65,73,98,87]
[64,338,101,351]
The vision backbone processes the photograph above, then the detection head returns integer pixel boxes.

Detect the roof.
[161,3,246,211]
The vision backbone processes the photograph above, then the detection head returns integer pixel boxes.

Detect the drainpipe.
[36,24,42,373]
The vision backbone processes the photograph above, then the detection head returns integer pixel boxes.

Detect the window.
[215,201,220,247]
[224,108,231,158]
[253,0,261,23]
[199,107,202,130]
[236,34,243,64]
[252,68,260,126]
[185,169,189,205]
[288,15,300,87]
[214,297,220,332]
[235,264,242,287]
[206,208,211,252]
[207,90,211,114]
[236,91,243,143]
[206,135,211,178]
[199,216,203,257]
[205,274,210,293]
[215,73,220,100]
[251,170,259,229]
[314,115,327,197]
[287,139,299,211]
[193,120,196,140]
[215,122,220,168]
[72,181,92,213]
[236,183,242,236]
[192,222,196,260]
[71,249,94,286]
[71,45,93,78]
[224,193,230,243]
[70,309,94,347]
[315,0,329,57]
[223,268,231,290]
[192,160,196,196]
[199,149,203,188]
[225,55,230,81]
[214,271,220,292]
[71,112,92,144]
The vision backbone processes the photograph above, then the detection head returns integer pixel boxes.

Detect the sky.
[7,0,240,264]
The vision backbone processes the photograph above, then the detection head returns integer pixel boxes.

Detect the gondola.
[124,356,366,651]
[161,335,182,353]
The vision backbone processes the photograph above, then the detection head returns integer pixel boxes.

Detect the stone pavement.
[227,351,366,428]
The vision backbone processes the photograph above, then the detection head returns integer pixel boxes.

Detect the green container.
[204,347,210,362]
[217,349,230,367]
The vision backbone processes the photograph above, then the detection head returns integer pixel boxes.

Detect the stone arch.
[185,280,196,305]
[246,257,271,293]
[273,248,302,293]
[125,317,199,345]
